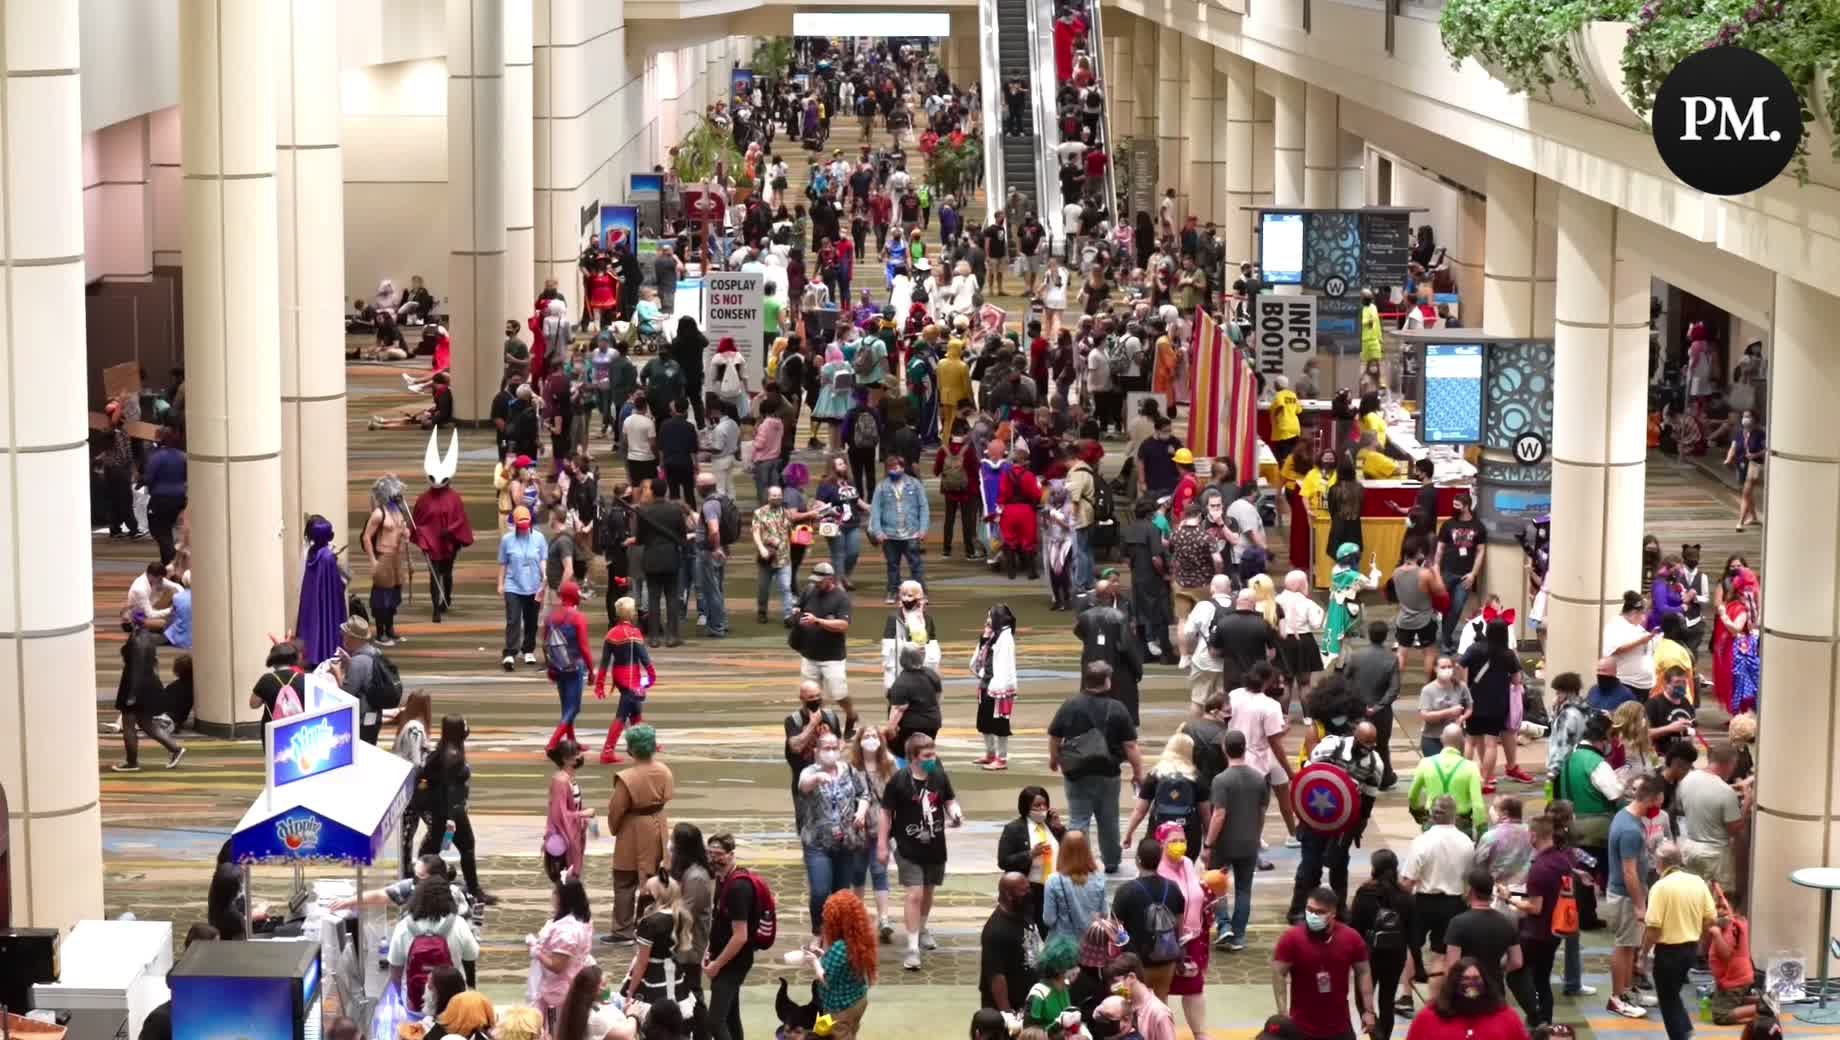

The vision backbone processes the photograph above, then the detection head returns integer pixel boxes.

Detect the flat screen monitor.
[1259,212,1305,285]
[1419,342,1485,445]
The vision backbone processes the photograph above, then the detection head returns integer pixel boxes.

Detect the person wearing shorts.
[1228,664,1300,842]
[1181,580,1232,712]
[1604,780,1663,1019]
[794,561,857,729]
[877,733,961,971]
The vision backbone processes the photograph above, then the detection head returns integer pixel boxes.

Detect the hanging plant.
[1439,0,1637,99]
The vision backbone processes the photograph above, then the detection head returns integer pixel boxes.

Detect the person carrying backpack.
[705,832,774,1040]
[1349,849,1413,1040]
[1110,836,1188,998]
[388,875,480,1012]
[541,580,595,753]
[336,616,402,746]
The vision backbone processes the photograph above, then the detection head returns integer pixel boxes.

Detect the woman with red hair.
[802,889,877,1038]
[1713,567,1761,715]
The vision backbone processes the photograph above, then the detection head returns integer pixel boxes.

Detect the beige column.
[505,0,535,313]
[1219,52,1256,263]
[0,0,104,932]
[1337,131,1365,208]
[1751,274,1840,957]
[950,13,976,87]
[1252,91,1274,208]
[1155,27,1183,222]
[184,0,287,737]
[1303,84,1337,208]
[274,0,350,599]
[1182,35,1211,224]
[449,0,506,421]
[1269,73,1304,208]
[1482,161,1556,340]
[1544,187,1648,678]
[1108,31,1132,145]
[1133,17,1155,146]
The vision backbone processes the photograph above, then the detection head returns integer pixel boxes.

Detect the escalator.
[980,0,1044,222]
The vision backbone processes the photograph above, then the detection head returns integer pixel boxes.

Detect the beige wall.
[342,59,449,304]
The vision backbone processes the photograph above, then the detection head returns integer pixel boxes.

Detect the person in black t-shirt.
[878,733,962,971]
[783,681,844,824]
[1109,838,1188,992]
[979,873,1040,1013]
[1441,867,1524,1004]
[704,833,756,1040]
[248,643,306,724]
[795,563,856,729]
[657,399,700,501]
[1048,662,1145,874]
[1434,494,1487,652]
[887,644,943,749]
[1646,666,1697,759]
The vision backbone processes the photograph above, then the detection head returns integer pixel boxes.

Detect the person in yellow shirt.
[936,336,972,419]
[1357,435,1401,480]
[1296,448,1340,511]
[1645,840,1718,1036]
[1360,288,1385,387]
[1269,376,1304,460]
[1357,391,1390,450]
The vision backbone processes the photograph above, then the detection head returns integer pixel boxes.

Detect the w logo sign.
[1652,47,1800,195]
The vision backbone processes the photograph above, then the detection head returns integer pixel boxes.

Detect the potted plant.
[751,37,794,84]
[734,168,756,204]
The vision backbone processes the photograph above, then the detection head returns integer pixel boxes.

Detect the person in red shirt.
[1272,886,1377,1040]
[542,579,596,752]
[1705,882,1759,1027]
[1169,449,1201,520]
[869,189,893,251]
[593,595,657,764]
[1404,957,1530,1040]
[1027,319,1050,390]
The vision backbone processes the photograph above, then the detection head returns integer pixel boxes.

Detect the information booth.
[228,674,414,1029]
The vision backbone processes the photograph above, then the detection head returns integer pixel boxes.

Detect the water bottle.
[440,826,460,870]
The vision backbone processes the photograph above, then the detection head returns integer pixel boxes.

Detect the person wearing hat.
[1325,542,1380,662]
[1169,447,1201,520]
[335,615,392,745]
[498,505,551,671]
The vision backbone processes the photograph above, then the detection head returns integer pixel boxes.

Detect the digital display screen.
[1420,343,1485,444]
[173,975,297,1040]
[1260,212,1305,285]
[270,709,355,788]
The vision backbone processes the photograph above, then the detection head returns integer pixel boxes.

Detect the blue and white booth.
[229,672,414,1025]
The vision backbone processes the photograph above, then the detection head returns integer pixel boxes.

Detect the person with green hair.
[603,722,674,944]
[1022,935,1082,1036]
[1323,541,1379,662]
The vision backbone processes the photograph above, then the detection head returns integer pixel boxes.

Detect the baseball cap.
[811,561,836,577]
[514,454,533,468]
[513,506,532,525]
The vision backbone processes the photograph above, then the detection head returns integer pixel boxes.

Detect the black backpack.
[1136,880,1183,964]
[1206,602,1237,656]
[1091,476,1116,528]
[1365,904,1406,953]
[713,494,741,546]
[365,647,404,710]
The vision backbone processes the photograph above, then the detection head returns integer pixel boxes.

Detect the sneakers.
[111,762,141,772]
[920,929,938,951]
[1629,988,1659,1008]
[1504,766,1537,784]
[1213,932,1245,952]
[522,652,538,665]
[1607,995,1648,1018]
[902,951,922,971]
[166,747,187,769]
[1283,836,1302,849]
[1564,984,1598,996]
[501,655,515,672]
[980,757,1008,771]
[878,918,894,944]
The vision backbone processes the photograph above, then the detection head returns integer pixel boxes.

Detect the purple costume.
[297,515,348,667]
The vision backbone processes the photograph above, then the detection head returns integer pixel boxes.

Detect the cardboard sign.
[1252,293,1316,384]
[102,361,141,401]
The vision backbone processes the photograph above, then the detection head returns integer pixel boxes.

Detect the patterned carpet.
[86,118,1774,1037]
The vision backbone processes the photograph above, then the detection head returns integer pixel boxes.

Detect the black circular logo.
[1513,432,1547,464]
[1651,46,1801,196]
[1324,275,1347,298]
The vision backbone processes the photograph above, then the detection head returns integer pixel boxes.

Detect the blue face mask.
[1304,910,1330,932]
[921,757,940,775]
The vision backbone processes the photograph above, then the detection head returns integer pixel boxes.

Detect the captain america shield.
[1291,762,1359,834]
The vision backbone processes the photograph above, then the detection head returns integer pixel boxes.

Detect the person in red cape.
[998,445,1043,580]
[411,429,475,623]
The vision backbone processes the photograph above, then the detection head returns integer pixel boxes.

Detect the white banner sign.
[702,271,765,364]
[1253,293,1317,386]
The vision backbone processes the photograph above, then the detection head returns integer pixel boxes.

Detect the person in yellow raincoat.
[1152,328,1179,418]
[937,337,973,418]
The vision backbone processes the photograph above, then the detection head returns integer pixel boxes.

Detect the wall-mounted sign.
[1253,294,1316,384]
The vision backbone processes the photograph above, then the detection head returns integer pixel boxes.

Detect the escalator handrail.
[1081,0,1120,243]
[977,0,1005,212]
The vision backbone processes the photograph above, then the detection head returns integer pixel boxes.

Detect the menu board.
[1361,211,1412,287]
[1420,342,1485,444]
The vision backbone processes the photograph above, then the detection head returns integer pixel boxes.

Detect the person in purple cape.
[296,514,348,668]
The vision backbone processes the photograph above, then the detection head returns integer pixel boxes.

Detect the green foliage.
[671,115,742,186]
[751,37,795,81]
[1439,0,1637,98]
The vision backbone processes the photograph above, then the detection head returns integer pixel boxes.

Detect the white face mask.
[1436,667,1454,681]
[1028,809,1048,824]
[817,749,839,767]
[860,737,880,754]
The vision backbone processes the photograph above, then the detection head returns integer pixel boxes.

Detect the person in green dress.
[1323,541,1378,662]
[1023,935,1082,1036]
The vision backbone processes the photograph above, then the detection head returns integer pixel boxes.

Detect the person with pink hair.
[1154,820,1214,1040]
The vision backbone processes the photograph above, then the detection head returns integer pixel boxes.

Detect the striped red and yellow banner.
[1186,308,1257,479]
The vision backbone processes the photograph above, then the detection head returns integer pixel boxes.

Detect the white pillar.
[1337,131,1365,208]
[1155,28,1183,223]
[1133,17,1156,147]
[1182,35,1211,224]
[274,0,350,599]
[1751,274,1840,958]
[1544,187,1648,679]
[1303,84,1337,208]
[1252,91,1275,209]
[1109,31,1132,146]
[535,1,626,300]
[1219,52,1255,264]
[1483,161,1556,340]
[504,0,535,314]
[183,0,287,736]
[449,0,506,421]
[0,0,104,933]
[1269,73,1304,208]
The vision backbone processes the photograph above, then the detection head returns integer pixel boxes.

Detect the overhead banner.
[1252,294,1316,385]
[1187,308,1258,479]
[703,270,765,364]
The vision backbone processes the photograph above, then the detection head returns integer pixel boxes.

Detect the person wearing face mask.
[998,786,1066,930]
[866,454,929,602]
[1724,409,1766,531]
[1645,666,1697,760]
[1432,494,1486,654]
[1647,554,1688,633]
[542,740,596,882]
[1403,957,1526,1040]
[881,579,942,691]
[1021,935,1084,1036]
[1418,658,1472,760]
[1272,887,1377,1040]
[797,731,875,942]
[877,733,963,970]
[498,505,551,670]
[848,726,898,942]
[1603,776,1666,1019]
[1291,686,1385,921]
[973,604,1021,768]
[1085,994,1147,1040]
[1152,819,1215,1039]
[978,872,1042,1016]
[1101,953,1178,1040]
